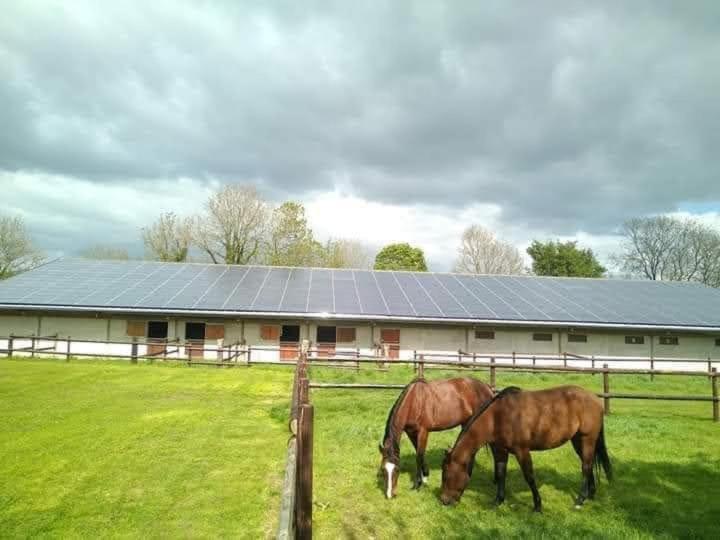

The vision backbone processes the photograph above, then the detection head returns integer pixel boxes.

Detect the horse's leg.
[515,448,542,512]
[491,446,509,506]
[573,434,597,508]
[406,429,421,489]
[415,429,429,488]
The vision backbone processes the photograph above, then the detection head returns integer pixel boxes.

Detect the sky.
[1,1,720,271]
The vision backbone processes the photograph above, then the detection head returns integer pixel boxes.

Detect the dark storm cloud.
[1,0,720,236]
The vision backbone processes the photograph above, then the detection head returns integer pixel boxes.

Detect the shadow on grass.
[412,449,720,538]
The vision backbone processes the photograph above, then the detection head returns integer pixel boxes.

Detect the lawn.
[309,366,720,539]
[1,359,719,539]
[0,358,293,538]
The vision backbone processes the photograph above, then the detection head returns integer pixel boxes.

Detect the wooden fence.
[307,355,719,422]
[277,349,314,540]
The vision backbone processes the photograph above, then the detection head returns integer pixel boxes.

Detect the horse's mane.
[453,386,522,449]
[382,378,426,456]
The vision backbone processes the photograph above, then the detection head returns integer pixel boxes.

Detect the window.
[147,321,168,339]
[475,330,495,340]
[280,325,300,342]
[337,327,356,343]
[716,338,720,347]
[317,326,337,343]
[185,322,206,340]
[533,333,553,342]
[260,325,280,341]
[658,336,678,346]
[126,320,145,337]
[625,336,644,345]
[567,334,587,343]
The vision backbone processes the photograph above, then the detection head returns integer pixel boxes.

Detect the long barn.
[1,259,720,363]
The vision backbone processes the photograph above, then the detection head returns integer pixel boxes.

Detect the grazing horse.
[378,377,494,499]
[440,385,612,512]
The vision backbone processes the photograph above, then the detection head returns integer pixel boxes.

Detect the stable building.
[1,259,720,363]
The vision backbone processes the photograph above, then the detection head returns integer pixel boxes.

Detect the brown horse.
[440,385,612,511]
[378,377,495,499]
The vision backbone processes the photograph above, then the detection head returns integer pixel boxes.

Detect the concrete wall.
[2,313,720,364]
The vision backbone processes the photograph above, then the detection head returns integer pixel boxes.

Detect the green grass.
[0,358,293,539]
[1,359,719,539]
[309,366,720,539]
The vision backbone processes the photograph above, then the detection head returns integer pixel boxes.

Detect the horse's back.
[498,385,604,447]
[418,377,492,430]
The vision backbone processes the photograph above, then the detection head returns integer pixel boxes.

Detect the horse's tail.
[593,424,613,483]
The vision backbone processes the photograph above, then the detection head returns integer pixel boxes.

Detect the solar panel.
[1,259,720,329]
[278,268,311,312]
[353,270,388,315]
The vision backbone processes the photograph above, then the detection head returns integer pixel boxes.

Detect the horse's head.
[378,443,400,499]
[440,447,471,505]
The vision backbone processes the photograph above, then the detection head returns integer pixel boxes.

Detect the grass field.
[1,358,719,539]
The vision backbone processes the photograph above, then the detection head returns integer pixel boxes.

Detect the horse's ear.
[378,444,384,454]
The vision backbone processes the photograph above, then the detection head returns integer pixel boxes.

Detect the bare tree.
[78,245,130,260]
[617,216,720,286]
[322,239,373,269]
[454,225,524,275]
[194,185,269,264]
[0,215,44,279]
[143,212,192,262]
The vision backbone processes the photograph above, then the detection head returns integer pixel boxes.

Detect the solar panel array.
[1,259,720,328]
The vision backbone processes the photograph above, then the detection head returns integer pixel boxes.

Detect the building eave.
[1,303,720,334]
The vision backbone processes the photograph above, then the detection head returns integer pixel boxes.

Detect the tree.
[142,212,192,262]
[78,245,130,260]
[527,240,606,277]
[617,216,720,286]
[322,239,373,269]
[0,215,44,279]
[454,225,524,275]
[374,243,428,271]
[194,184,269,265]
[267,202,319,267]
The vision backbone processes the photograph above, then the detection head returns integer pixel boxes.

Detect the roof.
[1,259,720,332]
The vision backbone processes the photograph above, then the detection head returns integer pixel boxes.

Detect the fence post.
[30,336,36,358]
[563,352,567,368]
[247,346,252,366]
[650,357,654,381]
[356,347,360,372]
[591,355,595,374]
[708,357,712,380]
[472,352,477,364]
[418,354,425,379]
[532,355,536,372]
[66,337,71,361]
[490,356,496,390]
[296,403,314,539]
[603,363,610,415]
[7,335,13,358]
[131,337,138,364]
[512,351,516,367]
[712,368,718,423]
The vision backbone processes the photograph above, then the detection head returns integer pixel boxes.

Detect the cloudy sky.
[1,1,719,270]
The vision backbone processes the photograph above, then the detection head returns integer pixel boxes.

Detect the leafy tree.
[527,240,605,277]
[142,212,192,262]
[78,245,130,260]
[454,225,524,275]
[267,202,319,267]
[374,243,428,271]
[194,184,269,264]
[0,215,44,279]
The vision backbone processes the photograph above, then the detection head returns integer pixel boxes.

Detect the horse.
[440,385,612,512]
[378,377,495,499]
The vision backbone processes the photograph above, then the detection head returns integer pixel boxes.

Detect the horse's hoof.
[533,506,542,513]
[493,498,505,507]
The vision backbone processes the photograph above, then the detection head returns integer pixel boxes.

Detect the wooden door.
[316,343,336,358]
[381,329,400,359]
[280,342,299,360]
[147,339,167,358]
